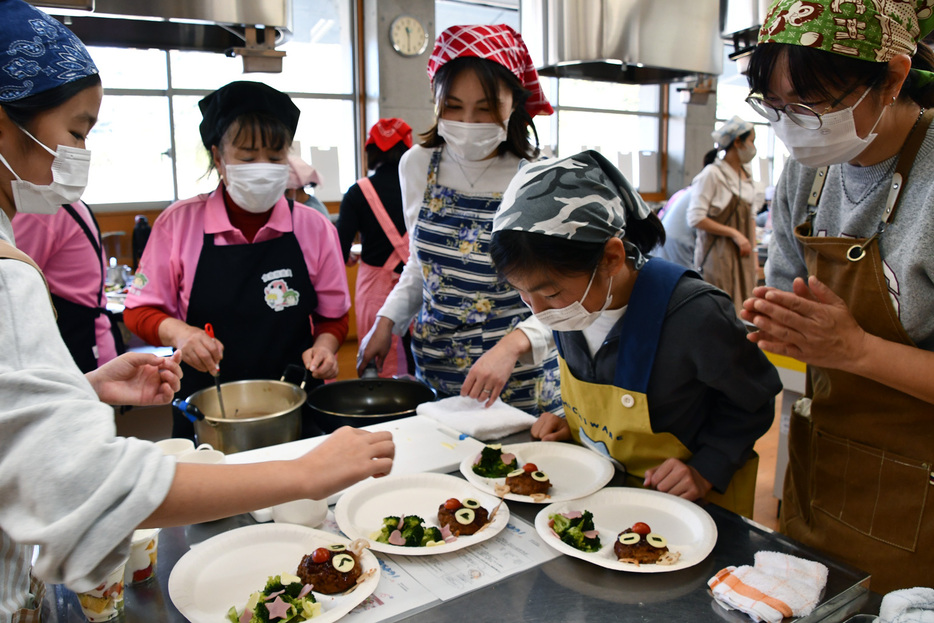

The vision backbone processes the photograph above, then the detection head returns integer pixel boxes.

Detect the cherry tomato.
[522,463,538,473]
[444,498,462,511]
[311,547,331,564]
[631,522,651,535]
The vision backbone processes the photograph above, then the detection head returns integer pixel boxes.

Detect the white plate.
[334,472,509,556]
[168,524,379,623]
[459,441,615,503]
[534,487,717,573]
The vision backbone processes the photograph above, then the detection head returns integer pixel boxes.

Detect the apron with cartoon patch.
[559,259,758,517]
[695,180,757,316]
[411,148,561,414]
[174,204,317,438]
[780,110,934,593]
[355,176,408,377]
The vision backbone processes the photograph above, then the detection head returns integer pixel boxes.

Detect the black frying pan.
[305,365,436,433]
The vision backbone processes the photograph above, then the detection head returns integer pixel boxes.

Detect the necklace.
[449,151,499,189]
[840,107,925,205]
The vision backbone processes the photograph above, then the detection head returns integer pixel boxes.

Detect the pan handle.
[172,398,208,424]
[361,363,380,379]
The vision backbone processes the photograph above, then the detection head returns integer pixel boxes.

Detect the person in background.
[286,154,330,219]
[489,151,779,517]
[688,115,763,315]
[337,118,414,378]
[357,25,562,415]
[132,213,151,269]
[741,0,934,592]
[0,2,393,618]
[653,187,695,269]
[124,80,351,440]
[12,200,125,371]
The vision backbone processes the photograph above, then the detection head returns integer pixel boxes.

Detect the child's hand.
[643,458,712,502]
[297,427,394,500]
[530,411,571,442]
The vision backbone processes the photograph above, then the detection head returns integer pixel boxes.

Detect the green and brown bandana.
[759,0,934,63]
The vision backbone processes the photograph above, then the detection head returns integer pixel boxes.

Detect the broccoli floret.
[401,515,425,546]
[422,526,443,545]
[472,445,517,478]
[252,602,271,623]
[263,576,285,595]
[283,580,302,599]
[549,510,601,553]
[374,515,401,544]
[226,606,240,623]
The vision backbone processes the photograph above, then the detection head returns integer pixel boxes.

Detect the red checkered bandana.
[365,118,413,151]
[426,24,554,117]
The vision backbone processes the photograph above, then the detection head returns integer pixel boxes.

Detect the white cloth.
[375,145,552,366]
[416,395,537,440]
[708,551,828,623]
[0,212,175,618]
[879,587,934,623]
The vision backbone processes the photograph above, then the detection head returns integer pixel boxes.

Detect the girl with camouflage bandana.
[742,0,934,591]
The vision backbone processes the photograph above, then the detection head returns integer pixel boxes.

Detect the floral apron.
[781,110,934,593]
[411,148,561,414]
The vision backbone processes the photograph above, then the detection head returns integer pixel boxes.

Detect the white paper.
[386,515,560,601]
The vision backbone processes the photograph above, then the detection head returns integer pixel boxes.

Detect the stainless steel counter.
[45,477,881,623]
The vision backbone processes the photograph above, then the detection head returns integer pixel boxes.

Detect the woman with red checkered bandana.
[357,25,562,417]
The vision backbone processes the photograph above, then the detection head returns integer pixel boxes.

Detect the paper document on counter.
[387,514,560,601]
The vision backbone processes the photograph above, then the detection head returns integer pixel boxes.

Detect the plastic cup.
[177,445,225,465]
[271,499,328,528]
[125,528,160,584]
[154,438,194,457]
[75,561,126,621]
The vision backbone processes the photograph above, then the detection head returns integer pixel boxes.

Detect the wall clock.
[390,15,429,57]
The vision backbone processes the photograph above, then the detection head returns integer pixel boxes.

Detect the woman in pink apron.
[689,116,763,315]
[742,0,934,592]
[337,119,414,378]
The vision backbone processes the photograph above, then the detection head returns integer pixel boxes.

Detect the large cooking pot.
[306,367,436,433]
[182,379,306,454]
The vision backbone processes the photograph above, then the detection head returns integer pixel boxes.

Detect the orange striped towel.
[708,551,829,623]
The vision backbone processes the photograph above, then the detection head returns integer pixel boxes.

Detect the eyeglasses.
[745,84,863,131]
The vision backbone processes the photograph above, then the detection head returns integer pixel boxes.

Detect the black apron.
[173,202,317,439]
[55,203,124,373]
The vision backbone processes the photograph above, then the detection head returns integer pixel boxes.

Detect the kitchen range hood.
[32,0,291,72]
[520,0,723,84]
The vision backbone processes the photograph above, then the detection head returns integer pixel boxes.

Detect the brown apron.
[780,109,934,593]
[694,177,757,316]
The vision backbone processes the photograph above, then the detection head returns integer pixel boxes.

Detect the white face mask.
[438,119,507,161]
[223,162,290,214]
[736,142,757,164]
[0,125,91,215]
[533,269,614,332]
[770,87,885,167]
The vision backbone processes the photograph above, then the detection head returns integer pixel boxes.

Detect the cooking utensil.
[171,398,205,422]
[203,323,228,420]
[305,364,436,433]
[184,371,308,454]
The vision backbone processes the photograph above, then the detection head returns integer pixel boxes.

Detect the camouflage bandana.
[492,150,652,244]
[759,0,934,65]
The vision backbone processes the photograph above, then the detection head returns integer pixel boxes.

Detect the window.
[82,0,356,208]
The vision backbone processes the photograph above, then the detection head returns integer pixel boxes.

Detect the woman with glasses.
[741,0,934,592]
[687,116,762,315]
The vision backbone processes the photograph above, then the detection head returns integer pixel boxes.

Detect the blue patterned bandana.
[493,150,652,244]
[0,0,98,102]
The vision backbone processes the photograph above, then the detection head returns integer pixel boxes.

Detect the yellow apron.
[558,258,758,517]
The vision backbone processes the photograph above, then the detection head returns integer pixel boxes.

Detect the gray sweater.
[0,212,174,617]
[767,124,934,350]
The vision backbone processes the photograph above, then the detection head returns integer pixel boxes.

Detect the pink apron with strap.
[355,177,408,377]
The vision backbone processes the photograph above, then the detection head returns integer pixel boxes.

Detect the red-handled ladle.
[204,323,229,419]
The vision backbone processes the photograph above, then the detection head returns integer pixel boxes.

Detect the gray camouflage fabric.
[492,150,652,244]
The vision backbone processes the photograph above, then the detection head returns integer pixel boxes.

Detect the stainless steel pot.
[185,379,305,454]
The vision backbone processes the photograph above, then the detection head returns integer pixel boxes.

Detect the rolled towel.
[416,395,537,440]
[708,551,828,623]
[879,587,934,623]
